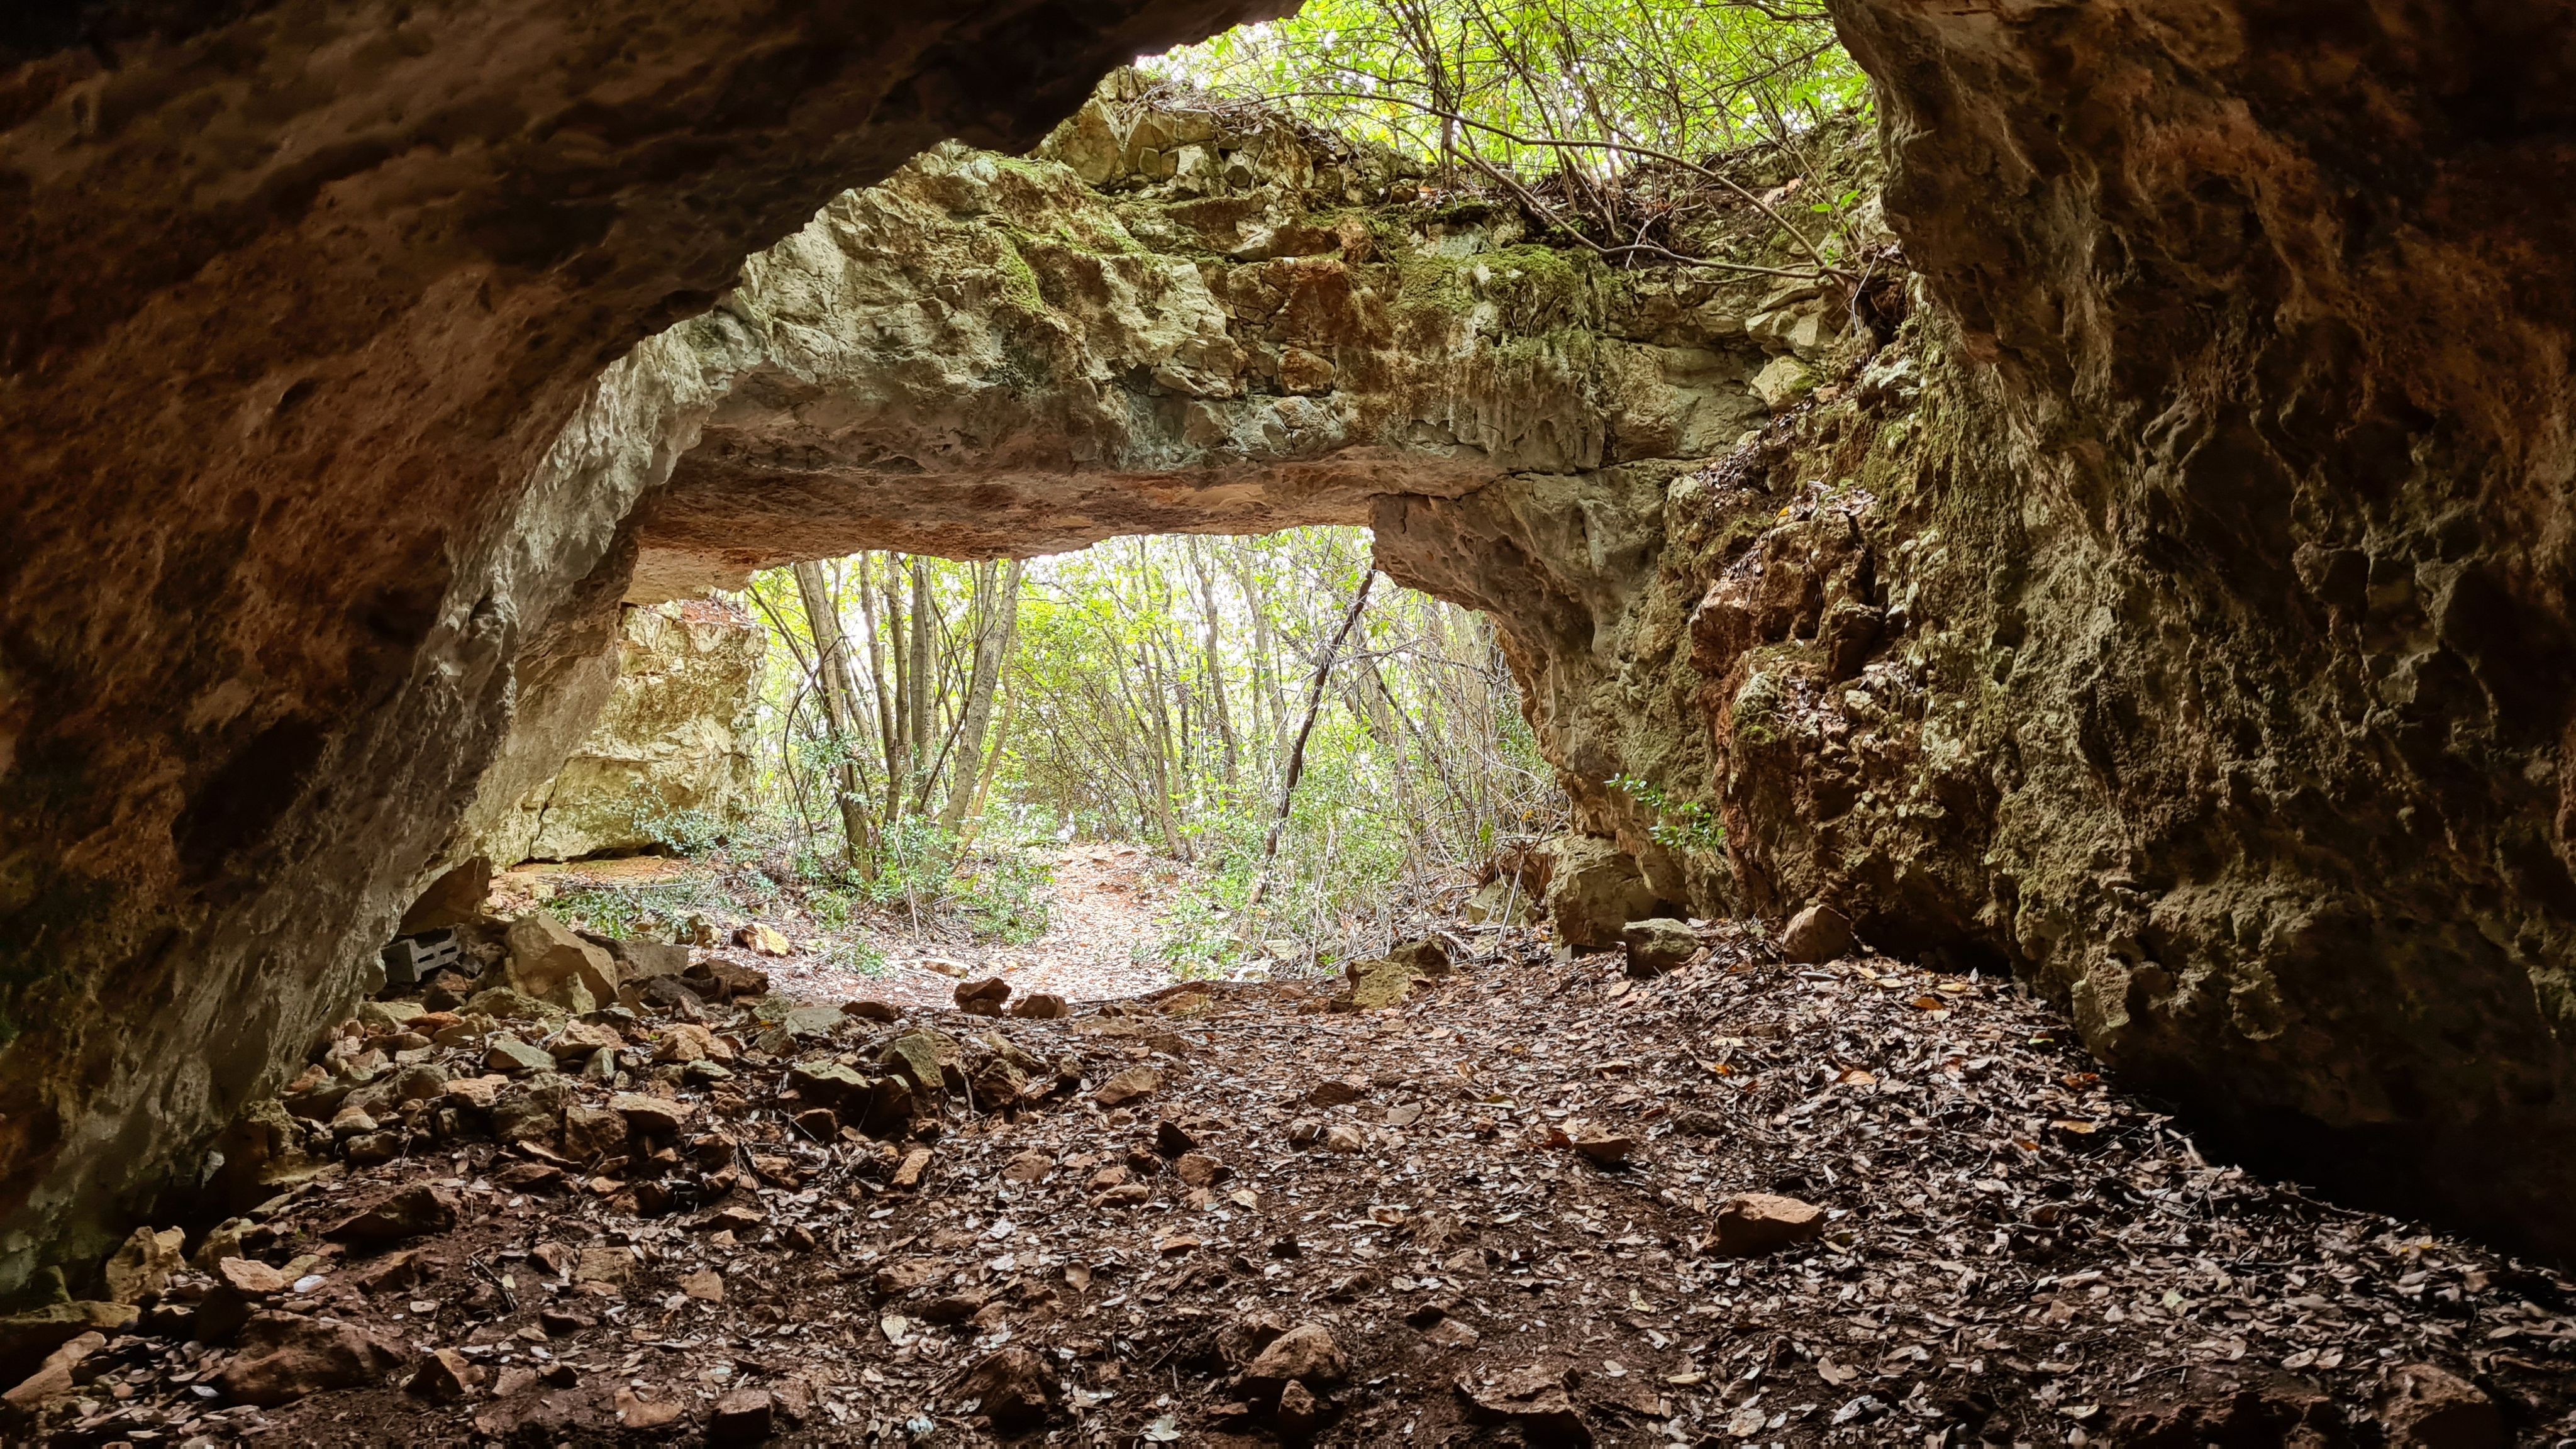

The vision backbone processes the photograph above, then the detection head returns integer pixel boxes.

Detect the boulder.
[1542,836,1665,952]
[101,1226,186,1305]
[955,977,1012,1016]
[1620,918,1698,977]
[1010,992,1070,1020]
[1779,906,1853,964]
[214,1311,407,1406]
[502,913,619,1011]
[1245,1323,1348,1392]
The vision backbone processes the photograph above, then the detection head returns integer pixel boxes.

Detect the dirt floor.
[18,920,2576,1446]
[491,843,1195,1013]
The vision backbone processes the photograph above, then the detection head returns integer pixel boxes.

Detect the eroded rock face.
[480,599,763,865]
[0,0,1289,1299]
[609,84,1788,598]
[1800,0,2576,1255]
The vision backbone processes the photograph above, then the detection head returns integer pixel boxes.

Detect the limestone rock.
[733,923,792,957]
[610,1093,691,1137]
[1711,1193,1825,1256]
[406,1346,486,1402]
[0,1303,135,1384]
[1779,906,1852,965]
[3,1330,105,1411]
[325,1186,459,1248]
[1455,1361,1587,1441]
[1385,937,1453,977]
[214,1311,407,1406]
[709,1386,775,1443]
[2380,1363,2502,1448]
[1092,1067,1162,1108]
[398,859,495,936]
[609,940,691,980]
[482,600,765,865]
[1620,918,1697,977]
[960,1346,1057,1432]
[101,1226,186,1306]
[1748,353,1816,412]
[1347,958,1421,1010]
[1543,836,1666,952]
[1245,1323,1347,1391]
[502,914,619,1011]
[955,977,1011,1016]
[486,1035,557,1075]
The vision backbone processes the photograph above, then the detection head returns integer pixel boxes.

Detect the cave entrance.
[478,527,1566,1004]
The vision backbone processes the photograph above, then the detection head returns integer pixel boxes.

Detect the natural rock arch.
[8,0,2576,1303]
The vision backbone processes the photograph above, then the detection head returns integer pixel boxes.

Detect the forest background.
[545,0,1865,976]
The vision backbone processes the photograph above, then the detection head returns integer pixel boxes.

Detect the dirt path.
[498,845,1194,1016]
[47,925,2576,1446]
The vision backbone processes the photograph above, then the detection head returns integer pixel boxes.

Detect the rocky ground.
[10,920,2576,1447]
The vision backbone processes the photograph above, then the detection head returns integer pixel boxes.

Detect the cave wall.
[479,598,765,867]
[0,0,1289,1299]
[1757,0,2576,1254]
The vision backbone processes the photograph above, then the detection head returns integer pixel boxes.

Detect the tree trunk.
[941,559,1023,833]
[791,560,878,873]
[1188,538,1240,792]
[1244,568,1375,916]
[908,556,936,811]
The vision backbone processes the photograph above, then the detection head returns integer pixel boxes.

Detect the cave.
[7,0,2576,1346]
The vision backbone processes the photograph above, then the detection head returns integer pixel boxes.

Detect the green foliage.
[543,877,734,943]
[1138,879,1248,979]
[728,525,1564,967]
[1611,773,1728,853]
[953,847,1055,945]
[1160,0,1865,173]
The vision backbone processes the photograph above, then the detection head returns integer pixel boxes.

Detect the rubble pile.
[7,914,2574,1445]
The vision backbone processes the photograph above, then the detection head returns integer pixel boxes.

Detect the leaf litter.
[23,923,2576,1446]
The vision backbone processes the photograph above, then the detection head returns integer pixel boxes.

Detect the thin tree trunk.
[1188,539,1240,792]
[791,560,879,874]
[952,688,1019,857]
[908,557,935,811]
[942,559,1023,833]
[1243,569,1375,916]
